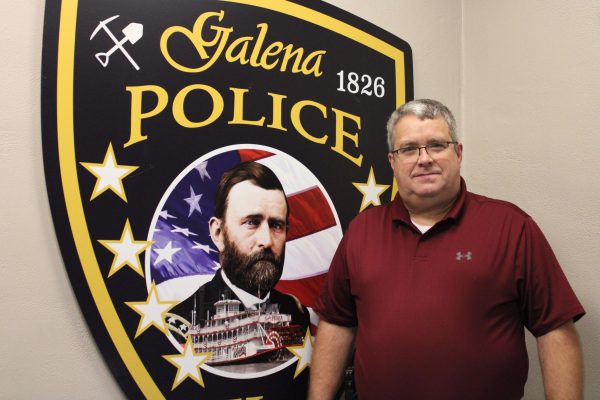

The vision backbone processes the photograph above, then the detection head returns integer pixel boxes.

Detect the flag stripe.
[256,155,322,195]
[276,273,327,308]
[238,149,273,162]
[283,226,339,279]
[287,187,336,241]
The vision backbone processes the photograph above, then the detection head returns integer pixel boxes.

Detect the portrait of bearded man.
[168,161,310,352]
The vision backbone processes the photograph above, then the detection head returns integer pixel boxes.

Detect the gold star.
[287,328,314,379]
[125,282,177,338]
[80,143,139,202]
[98,219,152,278]
[163,336,212,390]
[352,167,390,212]
[390,178,398,201]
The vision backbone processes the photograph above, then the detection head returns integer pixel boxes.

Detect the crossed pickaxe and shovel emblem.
[90,15,143,70]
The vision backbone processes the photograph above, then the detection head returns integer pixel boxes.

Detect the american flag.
[146,146,342,326]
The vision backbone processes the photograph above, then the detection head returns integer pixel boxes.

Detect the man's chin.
[412,181,447,196]
[410,188,441,199]
[250,262,282,290]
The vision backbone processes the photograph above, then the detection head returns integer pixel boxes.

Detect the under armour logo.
[456,251,472,261]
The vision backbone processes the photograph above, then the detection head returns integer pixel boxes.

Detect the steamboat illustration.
[167,297,305,365]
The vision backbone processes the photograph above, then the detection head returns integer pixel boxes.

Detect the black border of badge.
[41,0,413,398]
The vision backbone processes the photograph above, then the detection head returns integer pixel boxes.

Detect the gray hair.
[386,99,458,152]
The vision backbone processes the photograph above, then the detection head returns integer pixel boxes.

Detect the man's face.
[210,180,288,296]
[387,115,463,207]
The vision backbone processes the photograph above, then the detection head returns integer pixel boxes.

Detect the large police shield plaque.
[41,0,413,398]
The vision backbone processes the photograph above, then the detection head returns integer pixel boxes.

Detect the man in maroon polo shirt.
[309,99,585,399]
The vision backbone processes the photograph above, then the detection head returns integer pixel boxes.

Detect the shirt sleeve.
[517,217,585,337]
[313,229,358,327]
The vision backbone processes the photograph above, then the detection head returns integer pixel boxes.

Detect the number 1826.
[336,70,385,98]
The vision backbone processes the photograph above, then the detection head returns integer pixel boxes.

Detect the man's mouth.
[413,172,438,178]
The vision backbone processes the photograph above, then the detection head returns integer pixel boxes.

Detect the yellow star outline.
[98,219,153,278]
[125,282,177,338]
[163,335,212,390]
[352,167,390,212]
[80,142,139,202]
[287,328,314,379]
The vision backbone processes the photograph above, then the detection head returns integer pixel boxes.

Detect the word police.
[125,84,363,167]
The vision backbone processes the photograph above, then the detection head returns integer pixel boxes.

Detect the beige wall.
[462,1,600,398]
[1,0,597,398]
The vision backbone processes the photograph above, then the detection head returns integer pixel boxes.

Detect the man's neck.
[404,192,458,226]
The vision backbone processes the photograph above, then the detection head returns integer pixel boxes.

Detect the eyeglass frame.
[389,140,459,159]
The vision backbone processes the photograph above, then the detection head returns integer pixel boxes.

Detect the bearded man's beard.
[220,231,285,298]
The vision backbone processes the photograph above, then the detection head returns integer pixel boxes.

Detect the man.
[170,161,310,346]
[309,99,585,399]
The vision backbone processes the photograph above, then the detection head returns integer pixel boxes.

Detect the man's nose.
[416,146,434,164]
[255,222,274,248]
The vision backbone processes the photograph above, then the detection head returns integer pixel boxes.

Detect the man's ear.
[387,152,395,170]
[456,142,463,162]
[208,217,225,252]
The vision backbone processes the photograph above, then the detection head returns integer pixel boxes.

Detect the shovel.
[95,23,143,68]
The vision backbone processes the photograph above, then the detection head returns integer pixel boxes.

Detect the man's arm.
[309,319,356,400]
[537,321,584,400]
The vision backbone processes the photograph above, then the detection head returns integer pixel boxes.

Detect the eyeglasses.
[390,141,458,160]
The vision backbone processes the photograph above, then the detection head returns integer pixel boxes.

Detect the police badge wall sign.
[41,0,412,398]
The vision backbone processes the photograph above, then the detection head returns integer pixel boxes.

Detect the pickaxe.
[90,15,143,70]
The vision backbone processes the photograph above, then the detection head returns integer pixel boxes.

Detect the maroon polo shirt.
[314,179,584,400]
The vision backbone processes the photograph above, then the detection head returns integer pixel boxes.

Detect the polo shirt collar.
[391,177,467,226]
